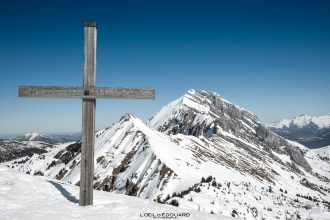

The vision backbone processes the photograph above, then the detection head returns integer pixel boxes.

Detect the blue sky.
[0,0,329,137]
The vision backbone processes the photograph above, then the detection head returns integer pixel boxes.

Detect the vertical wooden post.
[80,20,97,206]
[18,20,155,206]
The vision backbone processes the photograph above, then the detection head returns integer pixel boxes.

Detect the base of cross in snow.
[0,166,229,220]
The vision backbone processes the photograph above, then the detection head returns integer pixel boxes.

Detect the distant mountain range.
[0,139,53,163]
[5,90,330,219]
[0,133,80,163]
[16,132,80,144]
[269,114,330,149]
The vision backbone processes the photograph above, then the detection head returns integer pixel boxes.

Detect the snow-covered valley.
[269,114,330,149]
[1,90,330,219]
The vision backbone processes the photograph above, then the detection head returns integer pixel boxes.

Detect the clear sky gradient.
[0,0,329,137]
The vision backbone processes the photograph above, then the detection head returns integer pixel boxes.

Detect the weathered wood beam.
[80,20,97,206]
[19,86,82,98]
[17,20,156,208]
[92,87,155,99]
[18,86,155,99]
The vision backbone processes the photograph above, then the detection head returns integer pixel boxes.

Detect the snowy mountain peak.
[272,114,330,129]
[149,89,260,136]
[185,89,223,100]
[117,113,136,123]
[149,89,312,172]
[17,132,45,141]
[7,89,330,219]
[183,89,229,108]
[270,114,330,149]
[16,132,76,144]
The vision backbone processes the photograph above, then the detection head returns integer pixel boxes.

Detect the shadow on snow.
[47,180,78,204]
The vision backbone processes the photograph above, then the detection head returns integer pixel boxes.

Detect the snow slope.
[0,165,229,220]
[312,145,330,157]
[149,90,312,172]
[305,145,330,179]
[4,90,330,219]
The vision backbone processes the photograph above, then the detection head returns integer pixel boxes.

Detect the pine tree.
[125,178,129,189]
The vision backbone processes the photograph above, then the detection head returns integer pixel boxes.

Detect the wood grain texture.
[18,86,155,99]
[17,21,156,207]
[79,24,97,206]
[19,86,82,98]
[92,87,155,99]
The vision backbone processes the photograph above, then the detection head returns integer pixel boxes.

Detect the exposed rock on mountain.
[149,90,312,172]
[0,139,53,162]
[270,114,330,149]
[4,90,330,219]
[272,114,330,129]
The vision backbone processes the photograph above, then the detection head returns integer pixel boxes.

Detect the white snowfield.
[2,90,330,220]
[0,166,232,220]
[271,114,330,129]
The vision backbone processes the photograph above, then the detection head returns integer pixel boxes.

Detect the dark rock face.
[0,139,51,162]
[150,90,312,173]
[154,91,260,141]
[255,125,312,172]
[284,146,312,172]
[54,142,81,165]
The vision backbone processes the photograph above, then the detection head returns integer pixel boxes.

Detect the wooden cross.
[18,21,155,206]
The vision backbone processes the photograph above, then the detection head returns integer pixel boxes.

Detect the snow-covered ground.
[0,165,232,220]
[2,90,330,220]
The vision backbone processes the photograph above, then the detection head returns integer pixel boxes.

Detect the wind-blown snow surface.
[0,166,228,220]
[4,90,330,219]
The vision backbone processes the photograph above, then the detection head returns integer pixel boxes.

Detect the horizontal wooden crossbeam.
[18,86,155,99]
